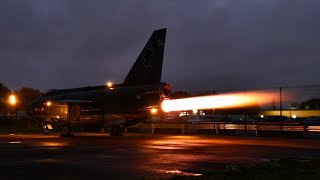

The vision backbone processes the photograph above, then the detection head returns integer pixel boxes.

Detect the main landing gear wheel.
[43,125,50,135]
[110,127,124,136]
[60,125,73,137]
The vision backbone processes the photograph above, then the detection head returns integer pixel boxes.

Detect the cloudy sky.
[1,0,320,92]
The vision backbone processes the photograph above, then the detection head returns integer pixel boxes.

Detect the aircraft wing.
[52,100,93,104]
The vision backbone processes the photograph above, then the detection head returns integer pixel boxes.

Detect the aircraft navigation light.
[107,81,113,88]
[151,108,158,114]
[9,95,16,105]
[46,101,52,106]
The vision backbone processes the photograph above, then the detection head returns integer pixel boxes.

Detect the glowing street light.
[106,81,113,88]
[9,95,16,105]
[8,94,17,121]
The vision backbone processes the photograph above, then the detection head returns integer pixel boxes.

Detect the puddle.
[8,141,21,144]
[157,169,202,176]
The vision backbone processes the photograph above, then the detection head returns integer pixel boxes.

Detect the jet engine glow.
[161,92,276,112]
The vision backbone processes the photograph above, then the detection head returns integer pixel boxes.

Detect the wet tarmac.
[0,133,320,179]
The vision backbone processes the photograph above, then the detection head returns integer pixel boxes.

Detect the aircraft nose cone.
[25,100,39,117]
[26,98,45,117]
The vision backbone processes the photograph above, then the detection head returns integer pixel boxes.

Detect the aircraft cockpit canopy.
[41,89,57,97]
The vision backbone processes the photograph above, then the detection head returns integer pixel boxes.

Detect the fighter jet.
[26,28,171,137]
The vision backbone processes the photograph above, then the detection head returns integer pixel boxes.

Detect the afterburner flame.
[161,92,275,112]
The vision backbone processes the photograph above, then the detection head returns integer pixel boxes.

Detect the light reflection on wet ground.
[35,158,61,163]
[157,169,202,176]
[8,141,21,144]
[0,133,320,179]
[38,142,66,147]
[143,144,187,150]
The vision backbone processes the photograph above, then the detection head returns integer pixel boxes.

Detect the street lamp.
[9,95,16,105]
[106,81,113,88]
[8,95,17,120]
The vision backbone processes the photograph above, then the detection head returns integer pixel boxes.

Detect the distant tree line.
[291,98,320,110]
[0,83,11,114]
[170,91,192,99]
[0,83,42,114]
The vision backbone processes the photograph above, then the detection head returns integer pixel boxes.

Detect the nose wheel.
[43,124,52,135]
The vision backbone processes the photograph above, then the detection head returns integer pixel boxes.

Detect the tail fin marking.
[123,28,166,86]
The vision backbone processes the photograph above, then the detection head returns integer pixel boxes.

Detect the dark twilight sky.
[1,0,320,93]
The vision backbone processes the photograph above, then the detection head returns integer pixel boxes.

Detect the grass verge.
[171,158,320,180]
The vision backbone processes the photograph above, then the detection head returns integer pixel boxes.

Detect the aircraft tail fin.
[123,28,166,86]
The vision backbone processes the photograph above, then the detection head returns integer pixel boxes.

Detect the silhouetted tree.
[0,83,11,113]
[171,91,191,99]
[15,87,42,110]
[300,98,320,109]
[290,102,300,109]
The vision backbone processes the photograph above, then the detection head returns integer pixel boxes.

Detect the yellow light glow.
[192,109,198,114]
[46,101,52,106]
[107,81,113,88]
[292,114,297,119]
[161,91,276,112]
[260,115,264,118]
[151,108,158,114]
[9,95,16,105]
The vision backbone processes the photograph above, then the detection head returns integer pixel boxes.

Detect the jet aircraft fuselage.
[26,28,171,136]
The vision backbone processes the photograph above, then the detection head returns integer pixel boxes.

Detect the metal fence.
[127,122,320,137]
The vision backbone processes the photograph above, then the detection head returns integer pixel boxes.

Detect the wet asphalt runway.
[0,133,320,179]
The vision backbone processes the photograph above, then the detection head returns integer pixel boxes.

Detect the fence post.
[151,123,155,134]
[216,124,219,135]
[303,125,307,137]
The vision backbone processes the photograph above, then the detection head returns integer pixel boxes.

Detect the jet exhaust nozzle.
[160,82,172,98]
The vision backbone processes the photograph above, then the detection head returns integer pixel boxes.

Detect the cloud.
[0,0,319,93]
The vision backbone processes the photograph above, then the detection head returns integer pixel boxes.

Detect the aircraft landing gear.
[43,124,52,135]
[110,127,124,136]
[60,125,73,137]
[43,125,50,134]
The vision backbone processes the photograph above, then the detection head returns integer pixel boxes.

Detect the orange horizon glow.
[161,91,277,112]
